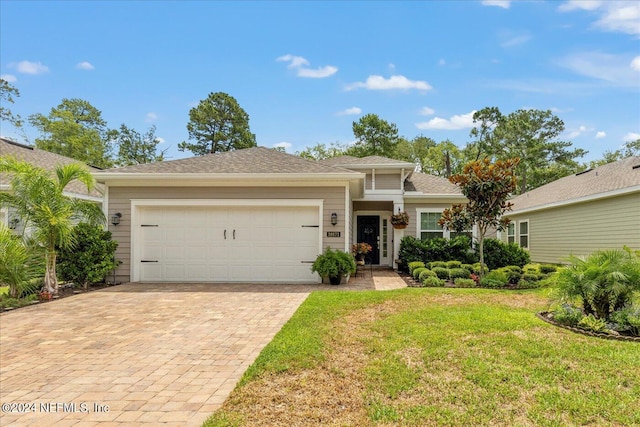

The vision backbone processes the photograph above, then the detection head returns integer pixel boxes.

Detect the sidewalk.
[346,267,407,291]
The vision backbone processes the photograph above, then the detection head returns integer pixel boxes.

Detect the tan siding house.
[94,148,466,284]
[503,157,640,264]
[0,137,103,233]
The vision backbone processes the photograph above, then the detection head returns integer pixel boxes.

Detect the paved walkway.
[0,270,405,426]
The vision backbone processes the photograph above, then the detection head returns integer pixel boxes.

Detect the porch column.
[392,201,405,270]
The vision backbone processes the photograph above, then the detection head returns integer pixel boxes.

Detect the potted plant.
[311,247,357,285]
[352,242,372,264]
[390,211,409,229]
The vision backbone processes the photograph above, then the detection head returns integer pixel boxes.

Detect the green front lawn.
[204,288,640,426]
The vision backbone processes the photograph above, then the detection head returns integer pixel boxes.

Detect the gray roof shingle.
[319,155,414,167]
[0,137,103,198]
[101,147,360,174]
[510,156,640,212]
[405,172,462,195]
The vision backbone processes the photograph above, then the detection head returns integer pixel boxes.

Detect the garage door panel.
[138,205,320,283]
[141,263,162,281]
[164,245,185,261]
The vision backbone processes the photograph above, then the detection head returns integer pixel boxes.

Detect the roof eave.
[404,192,467,200]
[93,172,365,186]
[508,185,640,216]
[338,163,416,170]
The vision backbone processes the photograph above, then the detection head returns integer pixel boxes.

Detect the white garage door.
[136,205,320,283]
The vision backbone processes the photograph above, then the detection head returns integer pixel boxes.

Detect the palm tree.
[556,247,640,320]
[0,223,40,298]
[0,156,104,294]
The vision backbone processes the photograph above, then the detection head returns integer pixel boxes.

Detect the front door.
[357,215,380,264]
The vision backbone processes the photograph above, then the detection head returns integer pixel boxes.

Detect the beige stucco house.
[0,137,103,233]
[501,156,640,264]
[94,147,465,284]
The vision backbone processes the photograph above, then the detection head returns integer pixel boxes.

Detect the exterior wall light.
[111,212,122,226]
[331,212,338,226]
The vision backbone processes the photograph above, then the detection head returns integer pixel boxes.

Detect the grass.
[203,288,640,426]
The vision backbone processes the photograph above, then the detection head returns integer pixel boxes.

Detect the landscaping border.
[536,312,640,343]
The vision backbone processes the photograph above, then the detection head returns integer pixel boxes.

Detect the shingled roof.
[100,147,359,175]
[0,137,103,199]
[404,172,462,194]
[319,155,415,168]
[510,156,640,212]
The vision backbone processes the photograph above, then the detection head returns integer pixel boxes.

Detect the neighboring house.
[93,147,465,284]
[0,137,104,233]
[501,156,640,264]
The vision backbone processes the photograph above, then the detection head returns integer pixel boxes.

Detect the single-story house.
[501,156,640,264]
[0,137,104,233]
[93,147,466,284]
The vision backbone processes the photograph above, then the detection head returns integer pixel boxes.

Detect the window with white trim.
[419,211,444,241]
[507,222,515,244]
[519,220,529,249]
[417,209,474,242]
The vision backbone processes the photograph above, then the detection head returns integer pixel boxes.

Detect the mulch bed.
[1,282,118,313]
[537,311,640,343]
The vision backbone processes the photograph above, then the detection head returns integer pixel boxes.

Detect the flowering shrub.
[352,242,372,255]
[390,211,409,226]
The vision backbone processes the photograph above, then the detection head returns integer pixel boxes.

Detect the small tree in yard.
[57,223,119,290]
[0,157,104,295]
[439,158,520,276]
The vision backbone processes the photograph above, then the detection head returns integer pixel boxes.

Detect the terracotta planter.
[392,224,407,229]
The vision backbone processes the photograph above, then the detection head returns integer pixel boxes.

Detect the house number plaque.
[326,231,341,237]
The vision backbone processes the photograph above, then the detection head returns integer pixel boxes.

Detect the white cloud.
[156,137,166,144]
[567,125,590,139]
[550,106,574,113]
[274,141,292,149]
[276,54,337,78]
[481,0,511,9]
[76,61,94,70]
[631,56,640,71]
[623,132,640,141]
[558,1,603,12]
[13,60,48,75]
[277,54,309,68]
[0,74,17,83]
[145,112,158,122]
[419,107,435,116]
[346,75,432,91]
[416,111,476,130]
[438,58,446,66]
[558,51,639,87]
[388,63,396,72]
[595,131,607,138]
[337,107,362,116]
[500,34,531,48]
[559,1,640,36]
[297,65,338,78]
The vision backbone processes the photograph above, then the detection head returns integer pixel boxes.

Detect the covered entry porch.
[352,200,405,268]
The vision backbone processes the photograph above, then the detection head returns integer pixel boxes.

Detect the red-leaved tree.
[439,158,520,275]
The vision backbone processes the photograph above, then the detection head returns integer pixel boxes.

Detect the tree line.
[300,110,639,195]
[2,78,637,193]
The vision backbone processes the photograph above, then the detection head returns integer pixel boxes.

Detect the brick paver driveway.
[0,283,314,426]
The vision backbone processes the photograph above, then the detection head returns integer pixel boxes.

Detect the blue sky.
[1,0,639,163]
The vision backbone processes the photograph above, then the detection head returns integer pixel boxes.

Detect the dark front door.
[357,215,380,264]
